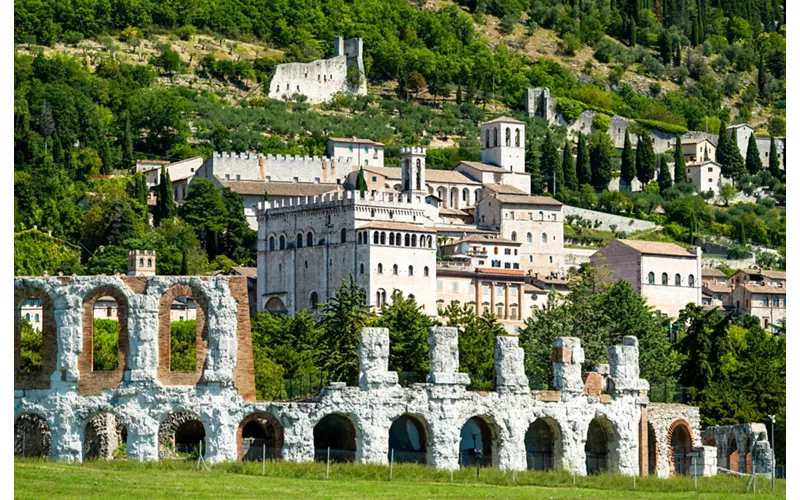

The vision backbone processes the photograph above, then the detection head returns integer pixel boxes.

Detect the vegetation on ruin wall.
[13,459,786,498]
[169,320,197,372]
[19,319,42,373]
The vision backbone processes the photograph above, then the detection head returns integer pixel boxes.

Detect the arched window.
[139,258,144,266]
[25,313,30,321]
[688,274,695,287]
[412,234,417,247]
[511,231,517,241]
[357,232,363,244]
[340,228,347,243]
[296,233,303,248]
[415,159,422,189]
[494,247,499,255]
[527,232,532,243]
[404,234,410,246]
[541,233,548,244]
[378,264,383,274]
[374,232,379,244]
[493,127,498,147]
[380,232,386,245]
[772,296,779,307]
[505,127,511,146]
[529,255,533,262]
[389,233,395,245]
[661,273,668,285]
[392,264,398,275]
[484,129,490,148]
[310,292,319,310]
[396,233,402,246]
[408,265,414,276]
[515,128,521,147]
[675,274,681,286]
[424,266,429,277]
[279,235,286,250]
[307,232,313,247]
[360,263,365,275]
[269,236,275,251]
[538,211,544,220]
[147,259,152,267]
[648,272,655,284]
[34,313,39,322]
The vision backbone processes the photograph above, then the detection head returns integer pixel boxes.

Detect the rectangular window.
[225,174,230,180]
[265,176,271,182]
[708,167,713,172]
[293,177,299,183]
[504,249,511,255]
[504,263,511,269]
[482,284,489,295]
[452,282,459,292]
[364,146,369,152]
[236,174,241,181]
[469,283,475,293]
[349,145,353,152]
[372,176,377,182]
[437,280,443,292]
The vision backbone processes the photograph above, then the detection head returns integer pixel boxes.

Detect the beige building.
[730,282,786,331]
[439,234,521,271]
[326,137,385,168]
[686,161,730,197]
[681,138,716,165]
[591,239,702,318]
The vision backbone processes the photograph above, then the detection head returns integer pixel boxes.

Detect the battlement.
[212,151,354,166]
[128,250,155,256]
[257,190,427,215]
[400,146,427,156]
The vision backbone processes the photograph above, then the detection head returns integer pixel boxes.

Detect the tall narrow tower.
[400,146,427,203]
[480,117,526,173]
[128,250,156,276]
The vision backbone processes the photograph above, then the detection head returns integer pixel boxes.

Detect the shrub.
[593,38,619,64]
[62,31,84,46]
[592,113,610,132]
[635,119,688,135]
[560,33,581,56]
[176,25,197,41]
[557,98,585,123]
[640,55,665,78]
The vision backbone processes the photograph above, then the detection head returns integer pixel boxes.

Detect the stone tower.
[128,250,156,276]
[480,117,526,173]
[525,87,552,121]
[400,146,427,202]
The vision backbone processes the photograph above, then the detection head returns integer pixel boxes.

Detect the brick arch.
[666,419,694,476]
[743,435,752,474]
[236,412,284,460]
[727,434,739,472]
[78,285,131,395]
[14,286,57,390]
[157,283,209,385]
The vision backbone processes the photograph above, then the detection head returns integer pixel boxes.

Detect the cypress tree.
[529,156,543,195]
[52,134,64,164]
[659,30,672,64]
[180,249,188,275]
[673,39,682,66]
[156,165,174,225]
[768,136,781,178]
[726,131,747,182]
[620,131,636,188]
[562,140,578,191]
[745,133,763,174]
[636,134,656,186]
[673,135,687,184]
[123,112,134,169]
[356,166,368,195]
[540,131,562,193]
[657,155,673,190]
[716,121,731,178]
[589,131,614,190]
[576,132,592,186]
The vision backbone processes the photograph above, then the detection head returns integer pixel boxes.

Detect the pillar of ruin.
[125,293,160,382]
[427,327,470,386]
[358,327,398,390]
[494,336,529,394]
[608,336,650,396]
[552,337,583,394]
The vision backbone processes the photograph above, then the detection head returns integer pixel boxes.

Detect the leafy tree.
[576,132,592,186]
[673,135,687,184]
[151,46,183,76]
[636,134,656,186]
[38,101,54,153]
[589,131,613,190]
[657,155,673,190]
[19,319,42,373]
[219,187,256,265]
[92,319,119,371]
[745,133,763,175]
[170,320,197,371]
[675,305,733,400]
[562,139,578,191]
[178,178,226,256]
[620,131,636,187]
[251,310,321,379]
[155,166,174,226]
[717,183,737,207]
[439,302,504,390]
[408,71,426,98]
[540,131,562,193]
[375,290,433,373]
[317,276,375,385]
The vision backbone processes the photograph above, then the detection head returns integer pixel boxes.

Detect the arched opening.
[744,436,752,474]
[84,412,127,460]
[380,232,386,245]
[505,127,511,146]
[269,235,275,251]
[459,416,496,467]
[158,285,208,385]
[648,272,655,284]
[159,412,206,459]
[648,422,657,475]
[585,418,618,475]
[310,292,319,310]
[340,228,347,243]
[388,414,428,464]
[238,412,283,461]
[404,233,410,246]
[727,435,739,472]
[669,422,692,475]
[462,188,470,206]
[373,232,379,244]
[515,128,521,147]
[662,273,669,285]
[265,297,287,314]
[14,413,50,458]
[296,233,303,248]
[307,231,314,247]
[279,235,286,250]
[450,187,459,209]
[525,418,560,471]
[314,414,356,463]
[170,295,198,371]
[15,288,56,390]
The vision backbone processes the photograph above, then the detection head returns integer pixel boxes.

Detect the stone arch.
[265,297,286,314]
[459,415,498,467]
[743,435,752,474]
[14,285,57,390]
[437,187,448,207]
[14,413,51,458]
[83,411,128,460]
[727,434,739,472]
[313,413,357,463]
[159,411,206,458]
[268,234,276,251]
[157,283,209,386]
[667,419,693,475]
[525,417,562,471]
[237,412,284,461]
[79,284,131,395]
[306,231,314,247]
[296,232,304,248]
[279,234,286,250]
[462,188,470,206]
[388,414,429,465]
[450,187,459,209]
[584,417,620,475]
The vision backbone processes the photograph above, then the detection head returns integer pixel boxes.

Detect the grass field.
[14,459,785,499]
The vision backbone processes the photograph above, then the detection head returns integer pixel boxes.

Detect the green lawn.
[14,460,784,499]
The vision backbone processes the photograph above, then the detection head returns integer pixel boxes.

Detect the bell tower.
[480,117,526,173]
[400,147,427,202]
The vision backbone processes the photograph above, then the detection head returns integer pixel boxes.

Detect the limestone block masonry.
[15,276,701,477]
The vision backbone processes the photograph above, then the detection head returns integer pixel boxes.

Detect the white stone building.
[327,138,384,168]
[686,161,731,197]
[591,240,702,318]
[268,37,367,104]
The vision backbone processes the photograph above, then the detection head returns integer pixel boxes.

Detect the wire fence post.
[450,467,454,483]
[262,442,266,476]
[693,456,697,491]
[21,434,25,462]
[390,449,394,481]
[633,471,636,489]
[326,446,330,480]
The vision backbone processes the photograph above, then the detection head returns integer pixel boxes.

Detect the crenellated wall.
[14,279,703,477]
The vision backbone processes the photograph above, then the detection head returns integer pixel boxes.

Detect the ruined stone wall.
[647,403,701,478]
[701,423,773,475]
[14,277,701,477]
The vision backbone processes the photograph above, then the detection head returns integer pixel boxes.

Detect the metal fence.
[585,452,608,475]
[526,451,554,471]
[459,449,491,468]
[775,466,786,479]
[261,373,332,401]
[390,449,427,465]
[647,380,688,404]
[241,438,280,461]
[314,447,356,463]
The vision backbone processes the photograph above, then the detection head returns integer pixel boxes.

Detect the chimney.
[258,155,265,180]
